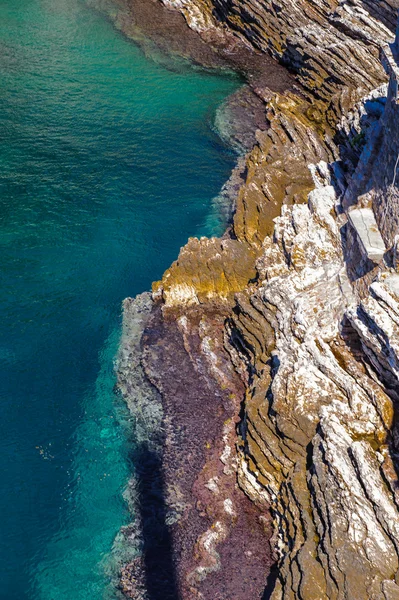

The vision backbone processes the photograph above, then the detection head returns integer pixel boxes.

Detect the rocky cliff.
[117,1,399,599]
[231,172,399,599]
[161,0,399,110]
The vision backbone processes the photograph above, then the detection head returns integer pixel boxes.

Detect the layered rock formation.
[161,0,399,109]
[116,1,399,599]
[231,176,399,599]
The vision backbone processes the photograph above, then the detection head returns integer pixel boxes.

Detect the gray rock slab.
[383,274,399,298]
[348,208,386,263]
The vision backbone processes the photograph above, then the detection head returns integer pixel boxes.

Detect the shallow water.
[0,1,239,597]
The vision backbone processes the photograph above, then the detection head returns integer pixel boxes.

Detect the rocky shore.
[115,2,399,599]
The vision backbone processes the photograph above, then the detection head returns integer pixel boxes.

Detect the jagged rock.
[115,2,399,599]
[232,94,333,248]
[136,46,399,600]
[132,85,399,600]
[153,236,257,308]
[232,175,399,600]
[347,274,399,389]
[162,0,399,110]
[342,38,399,252]
[154,94,335,314]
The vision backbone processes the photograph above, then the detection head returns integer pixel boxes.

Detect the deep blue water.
[0,1,239,597]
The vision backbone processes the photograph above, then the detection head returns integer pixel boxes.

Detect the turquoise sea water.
[0,1,239,598]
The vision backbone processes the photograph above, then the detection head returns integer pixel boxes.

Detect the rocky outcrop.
[116,1,399,599]
[154,92,335,312]
[225,49,399,596]
[131,85,399,600]
[231,171,399,599]
[224,44,399,596]
[117,294,276,600]
[147,90,399,600]
[162,0,399,112]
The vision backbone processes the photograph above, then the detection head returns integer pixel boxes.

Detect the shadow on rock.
[133,443,180,600]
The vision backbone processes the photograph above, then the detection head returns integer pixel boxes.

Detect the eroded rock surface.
[116,1,399,599]
[232,172,399,599]
[117,295,276,600]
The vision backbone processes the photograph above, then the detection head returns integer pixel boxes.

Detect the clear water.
[0,1,239,598]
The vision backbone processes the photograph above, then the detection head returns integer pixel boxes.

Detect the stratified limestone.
[138,37,399,600]
[153,236,257,309]
[162,0,398,110]
[232,94,333,248]
[229,46,399,596]
[117,2,399,599]
[232,172,399,600]
[140,304,274,600]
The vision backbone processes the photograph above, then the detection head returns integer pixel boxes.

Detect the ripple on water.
[0,0,240,598]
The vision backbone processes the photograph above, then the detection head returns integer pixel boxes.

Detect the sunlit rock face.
[147,69,399,600]
[227,31,399,594]
[227,42,399,595]
[230,168,399,599]
[148,79,399,598]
